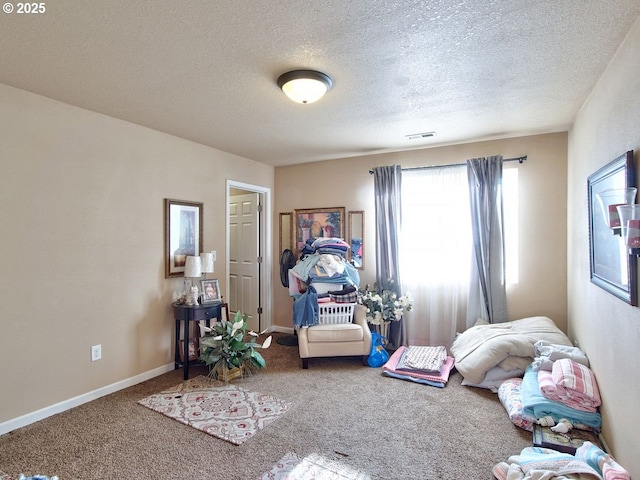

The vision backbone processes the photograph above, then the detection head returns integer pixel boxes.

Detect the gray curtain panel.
[372,165,405,347]
[466,156,508,324]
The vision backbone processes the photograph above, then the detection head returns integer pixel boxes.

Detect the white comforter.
[450,316,572,384]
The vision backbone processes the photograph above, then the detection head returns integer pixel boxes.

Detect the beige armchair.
[297,304,372,369]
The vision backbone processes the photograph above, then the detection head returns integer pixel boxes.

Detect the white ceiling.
[2,1,640,167]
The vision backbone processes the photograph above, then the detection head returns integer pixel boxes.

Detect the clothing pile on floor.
[492,442,630,480]
[494,341,631,479]
[498,341,602,433]
[382,345,455,388]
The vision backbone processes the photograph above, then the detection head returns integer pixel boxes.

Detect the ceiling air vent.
[405,132,436,140]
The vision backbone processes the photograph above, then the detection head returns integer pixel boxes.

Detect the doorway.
[226,180,271,333]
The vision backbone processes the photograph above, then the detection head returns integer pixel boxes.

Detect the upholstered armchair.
[297,304,372,369]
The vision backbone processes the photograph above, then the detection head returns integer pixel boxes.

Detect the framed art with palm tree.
[294,207,345,256]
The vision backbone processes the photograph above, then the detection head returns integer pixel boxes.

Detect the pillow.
[498,356,533,372]
[461,366,525,392]
[498,378,537,431]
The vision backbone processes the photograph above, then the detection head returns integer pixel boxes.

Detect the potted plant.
[199,310,272,382]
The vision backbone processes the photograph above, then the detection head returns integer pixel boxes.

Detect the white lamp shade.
[184,255,202,278]
[200,252,214,273]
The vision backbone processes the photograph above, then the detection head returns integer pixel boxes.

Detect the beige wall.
[568,16,640,476]
[273,133,568,336]
[0,83,274,423]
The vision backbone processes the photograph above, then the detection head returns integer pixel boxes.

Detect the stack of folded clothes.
[382,345,455,388]
[498,342,603,433]
[520,341,602,432]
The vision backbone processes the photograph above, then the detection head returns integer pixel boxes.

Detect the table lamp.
[184,255,202,305]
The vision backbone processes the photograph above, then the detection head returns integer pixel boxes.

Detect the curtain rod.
[369,155,527,174]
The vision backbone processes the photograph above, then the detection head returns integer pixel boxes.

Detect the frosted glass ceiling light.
[277,70,333,104]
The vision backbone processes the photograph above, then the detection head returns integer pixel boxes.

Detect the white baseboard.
[0,363,175,436]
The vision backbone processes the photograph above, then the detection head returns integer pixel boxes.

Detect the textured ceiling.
[2,1,640,167]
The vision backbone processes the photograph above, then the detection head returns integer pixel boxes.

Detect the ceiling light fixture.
[277,70,333,104]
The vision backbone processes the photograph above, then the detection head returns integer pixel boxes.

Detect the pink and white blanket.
[538,358,601,413]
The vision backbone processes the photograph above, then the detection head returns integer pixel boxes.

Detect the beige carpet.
[138,375,291,445]
[0,333,531,479]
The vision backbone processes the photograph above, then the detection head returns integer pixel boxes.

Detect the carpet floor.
[0,333,531,479]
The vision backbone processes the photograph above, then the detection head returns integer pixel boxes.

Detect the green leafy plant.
[199,310,272,382]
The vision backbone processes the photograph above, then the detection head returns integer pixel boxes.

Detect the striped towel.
[576,441,630,480]
[552,358,601,411]
[537,361,600,412]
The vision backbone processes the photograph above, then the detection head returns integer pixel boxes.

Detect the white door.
[228,192,261,332]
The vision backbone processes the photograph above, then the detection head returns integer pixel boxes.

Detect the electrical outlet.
[91,344,102,362]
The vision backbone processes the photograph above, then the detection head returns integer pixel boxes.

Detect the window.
[401,165,472,286]
[400,165,519,286]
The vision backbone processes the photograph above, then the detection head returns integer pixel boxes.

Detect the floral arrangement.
[357,282,413,325]
[199,310,272,382]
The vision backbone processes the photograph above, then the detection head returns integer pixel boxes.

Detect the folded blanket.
[493,446,602,480]
[396,345,447,373]
[551,359,601,411]
[576,442,630,480]
[538,369,599,414]
[383,346,454,388]
[521,366,602,431]
[532,340,590,371]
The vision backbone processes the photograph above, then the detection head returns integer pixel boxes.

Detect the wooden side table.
[173,302,224,380]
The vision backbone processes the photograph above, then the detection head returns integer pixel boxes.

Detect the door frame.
[225,180,272,331]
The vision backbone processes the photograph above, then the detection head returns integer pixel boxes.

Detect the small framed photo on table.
[200,279,221,304]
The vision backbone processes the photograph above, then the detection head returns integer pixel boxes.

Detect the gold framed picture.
[294,206,345,256]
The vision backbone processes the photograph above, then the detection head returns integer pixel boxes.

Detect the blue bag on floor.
[368,332,389,367]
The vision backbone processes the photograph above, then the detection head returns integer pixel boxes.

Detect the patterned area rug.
[260,452,371,480]
[138,375,290,445]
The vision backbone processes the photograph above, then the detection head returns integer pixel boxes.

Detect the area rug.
[259,452,371,480]
[137,375,290,445]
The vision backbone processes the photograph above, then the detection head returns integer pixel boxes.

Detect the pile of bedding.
[450,316,573,389]
[521,364,602,431]
[382,346,455,388]
[492,442,630,480]
[499,340,602,433]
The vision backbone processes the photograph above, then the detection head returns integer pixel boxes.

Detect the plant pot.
[215,364,244,383]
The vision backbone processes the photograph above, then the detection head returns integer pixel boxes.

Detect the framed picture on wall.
[294,207,345,256]
[164,199,203,278]
[587,150,637,305]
